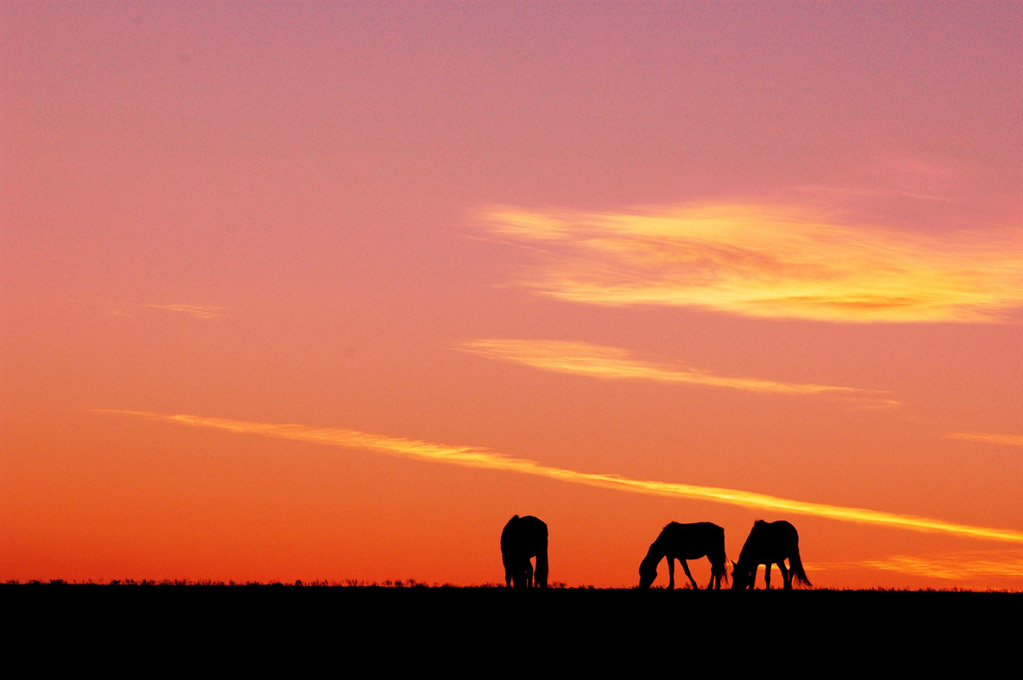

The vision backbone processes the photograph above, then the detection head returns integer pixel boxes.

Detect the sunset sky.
[3,2,1022,589]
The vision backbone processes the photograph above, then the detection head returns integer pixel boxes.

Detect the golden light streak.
[480,204,1023,323]
[97,410,1023,544]
[948,432,1023,447]
[459,338,897,404]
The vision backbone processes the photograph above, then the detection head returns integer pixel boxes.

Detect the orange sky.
[3,2,1022,589]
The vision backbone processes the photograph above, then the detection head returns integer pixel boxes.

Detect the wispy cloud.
[947,432,1023,448]
[789,183,955,204]
[147,304,226,319]
[820,550,1023,580]
[95,409,1023,544]
[479,204,1023,323]
[459,338,897,405]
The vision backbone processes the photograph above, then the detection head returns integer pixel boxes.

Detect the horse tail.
[710,524,729,587]
[533,524,549,588]
[790,546,811,588]
[534,547,549,588]
[708,545,728,586]
[709,557,729,587]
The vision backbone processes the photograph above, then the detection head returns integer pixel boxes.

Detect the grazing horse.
[638,522,728,589]
[501,515,549,588]
[731,520,811,590]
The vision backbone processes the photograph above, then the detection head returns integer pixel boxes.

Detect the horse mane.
[642,525,673,564]
[735,519,767,566]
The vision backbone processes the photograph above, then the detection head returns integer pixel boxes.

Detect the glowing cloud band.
[480,204,1023,323]
[99,410,1023,544]
[459,338,897,405]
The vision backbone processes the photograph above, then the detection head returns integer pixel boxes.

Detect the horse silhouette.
[638,522,727,589]
[501,515,549,588]
[731,520,811,590]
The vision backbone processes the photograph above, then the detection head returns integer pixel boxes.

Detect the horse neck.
[735,540,756,569]
[642,541,665,568]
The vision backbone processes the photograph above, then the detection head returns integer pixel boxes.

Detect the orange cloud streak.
[97,410,1023,544]
[459,338,897,404]
[480,204,1023,323]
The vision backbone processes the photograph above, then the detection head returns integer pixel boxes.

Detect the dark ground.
[5,584,1018,668]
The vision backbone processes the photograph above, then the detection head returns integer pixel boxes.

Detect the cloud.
[459,338,897,405]
[947,432,1023,448]
[96,409,1023,544]
[821,551,1023,580]
[479,204,1023,323]
[147,304,226,319]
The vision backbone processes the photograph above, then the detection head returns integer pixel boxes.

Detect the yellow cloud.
[480,204,1023,323]
[459,338,897,404]
[948,432,1023,447]
[97,409,1023,544]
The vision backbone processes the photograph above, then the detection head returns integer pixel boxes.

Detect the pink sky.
[3,2,1022,589]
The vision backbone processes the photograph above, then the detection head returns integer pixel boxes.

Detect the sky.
[2,2,1022,589]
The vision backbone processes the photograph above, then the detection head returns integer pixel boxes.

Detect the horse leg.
[779,561,791,590]
[746,564,758,590]
[764,562,771,590]
[511,562,526,588]
[666,557,675,590]
[680,560,699,590]
[534,550,549,589]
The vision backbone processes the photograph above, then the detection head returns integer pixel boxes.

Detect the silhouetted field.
[6,582,1018,659]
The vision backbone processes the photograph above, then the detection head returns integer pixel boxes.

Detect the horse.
[501,515,549,588]
[731,520,811,590]
[638,522,728,589]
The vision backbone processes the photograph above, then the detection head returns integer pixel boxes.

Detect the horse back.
[739,520,799,564]
[501,515,548,559]
[659,521,724,561]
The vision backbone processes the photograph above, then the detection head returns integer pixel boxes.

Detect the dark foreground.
[6,584,1018,666]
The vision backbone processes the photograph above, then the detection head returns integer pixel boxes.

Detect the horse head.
[730,560,752,590]
[638,555,658,589]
